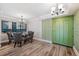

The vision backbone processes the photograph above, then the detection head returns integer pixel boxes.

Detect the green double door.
[52,16,73,47]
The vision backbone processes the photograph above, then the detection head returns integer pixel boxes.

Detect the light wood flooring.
[0,40,76,56]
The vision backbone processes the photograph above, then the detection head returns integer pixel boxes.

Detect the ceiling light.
[51,3,65,15]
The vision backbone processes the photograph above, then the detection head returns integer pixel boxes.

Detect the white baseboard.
[73,46,79,56]
[34,37,51,44]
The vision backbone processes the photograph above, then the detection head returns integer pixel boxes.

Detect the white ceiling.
[0,3,79,19]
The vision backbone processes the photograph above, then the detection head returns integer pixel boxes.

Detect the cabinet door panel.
[68,17,73,47]
[63,19,69,46]
[59,20,64,44]
[55,21,60,43]
[52,20,56,43]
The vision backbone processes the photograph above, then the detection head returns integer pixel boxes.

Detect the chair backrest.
[13,32,22,42]
[28,31,34,38]
[7,32,13,40]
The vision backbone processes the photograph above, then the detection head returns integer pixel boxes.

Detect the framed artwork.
[1,21,9,32]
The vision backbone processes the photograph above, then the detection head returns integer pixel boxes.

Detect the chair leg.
[31,39,32,43]
[31,39,33,43]
[14,42,16,48]
[24,40,26,44]
[8,40,11,44]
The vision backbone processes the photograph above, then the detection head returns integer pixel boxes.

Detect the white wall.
[28,18,42,39]
[74,10,79,52]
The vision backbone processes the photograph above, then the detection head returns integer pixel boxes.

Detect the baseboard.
[34,37,51,44]
[73,46,79,56]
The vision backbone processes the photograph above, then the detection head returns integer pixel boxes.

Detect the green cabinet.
[52,16,73,47]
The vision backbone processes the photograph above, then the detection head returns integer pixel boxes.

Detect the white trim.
[73,46,79,56]
[34,37,51,43]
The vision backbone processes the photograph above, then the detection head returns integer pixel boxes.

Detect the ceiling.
[0,3,79,19]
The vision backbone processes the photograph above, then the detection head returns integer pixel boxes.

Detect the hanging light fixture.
[21,16,24,22]
[51,3,65,15]
[19,16,25,23]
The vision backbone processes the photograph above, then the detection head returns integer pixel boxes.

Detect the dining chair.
[13,32,23,48]
[26,31,34,43]
[7,32,14,44]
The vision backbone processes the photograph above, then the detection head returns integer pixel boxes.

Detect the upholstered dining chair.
[13,32,23,48]
[26,31,34,43]
[20,32,29,44]
[7,32,14,44]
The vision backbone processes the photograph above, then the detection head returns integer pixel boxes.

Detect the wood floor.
[0,40,76,56]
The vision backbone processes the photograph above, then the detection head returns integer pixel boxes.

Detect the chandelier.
[51,4,65,15]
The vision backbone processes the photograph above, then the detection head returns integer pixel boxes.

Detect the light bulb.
[51,7,56,11]
[58,4,63,9]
